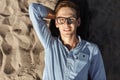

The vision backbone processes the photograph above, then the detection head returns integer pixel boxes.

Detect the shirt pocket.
[74,53,89,73]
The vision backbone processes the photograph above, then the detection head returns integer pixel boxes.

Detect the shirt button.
[83,54,85,57]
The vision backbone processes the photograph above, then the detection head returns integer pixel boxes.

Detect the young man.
[29,1,106,80]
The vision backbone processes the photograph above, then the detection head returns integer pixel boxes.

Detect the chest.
[51,44,91,79]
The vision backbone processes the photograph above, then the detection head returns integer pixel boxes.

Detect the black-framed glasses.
[55,17,77,25]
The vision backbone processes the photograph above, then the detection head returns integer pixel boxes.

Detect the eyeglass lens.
[56,17,76,24]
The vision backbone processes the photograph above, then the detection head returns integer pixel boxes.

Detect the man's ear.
[77,18,81,27]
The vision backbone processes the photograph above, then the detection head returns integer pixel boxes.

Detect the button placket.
[65,51,75,80]
[66,57,74,80]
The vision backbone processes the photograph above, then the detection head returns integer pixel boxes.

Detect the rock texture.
[0,0,57,80]
[0,0,120,80]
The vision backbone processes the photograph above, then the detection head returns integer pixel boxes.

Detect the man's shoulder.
[81,40,100,56]
[82,39,99,49]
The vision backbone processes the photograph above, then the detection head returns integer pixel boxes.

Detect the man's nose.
[65,19,72,25]
[63,22,71,28]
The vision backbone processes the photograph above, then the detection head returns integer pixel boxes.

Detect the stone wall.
[0,0,120,80]
[0,0,57,80]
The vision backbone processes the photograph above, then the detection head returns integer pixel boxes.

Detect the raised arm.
[89,45,106,80]
[29,3,55,48]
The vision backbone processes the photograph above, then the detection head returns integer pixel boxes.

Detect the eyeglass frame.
[55,16,78,25]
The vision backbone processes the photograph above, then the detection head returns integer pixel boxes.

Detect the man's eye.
[59,18,65,23]
[57,18,65,24]
[69,18,76,21]
[59,18,65,21]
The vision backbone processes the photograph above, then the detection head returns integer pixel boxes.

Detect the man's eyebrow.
[56,15,76,18]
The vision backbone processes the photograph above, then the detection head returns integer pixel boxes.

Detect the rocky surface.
[0,0,57,80]
[0,0,120,80]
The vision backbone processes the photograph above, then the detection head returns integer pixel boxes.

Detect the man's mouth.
[63,29,71,32]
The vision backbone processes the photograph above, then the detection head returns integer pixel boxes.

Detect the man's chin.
[61,32,73,36]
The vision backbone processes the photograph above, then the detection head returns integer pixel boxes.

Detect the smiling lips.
[63,28,71,32]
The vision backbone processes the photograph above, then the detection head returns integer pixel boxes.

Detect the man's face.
[55,7,80,36]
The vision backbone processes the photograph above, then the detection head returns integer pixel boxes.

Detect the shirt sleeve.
[29,3,53,48]
[89,45,106,80]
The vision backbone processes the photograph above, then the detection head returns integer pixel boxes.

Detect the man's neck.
[60,35,79,50]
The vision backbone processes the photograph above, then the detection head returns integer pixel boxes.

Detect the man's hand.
[46,7,55,19]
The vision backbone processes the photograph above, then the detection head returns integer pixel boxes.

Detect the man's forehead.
[56,7,77,17]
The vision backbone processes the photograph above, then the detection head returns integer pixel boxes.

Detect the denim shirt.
[29,3,106,80]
